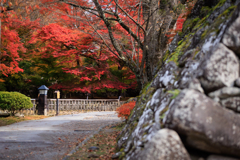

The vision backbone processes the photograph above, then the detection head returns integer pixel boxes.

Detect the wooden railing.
[20,99,123,115]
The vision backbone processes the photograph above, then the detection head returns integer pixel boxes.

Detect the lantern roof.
[38,85,49,90]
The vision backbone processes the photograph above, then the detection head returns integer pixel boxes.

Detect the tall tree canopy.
[40,0,196,91]
[0,0,196,97]
[0,1,39,79]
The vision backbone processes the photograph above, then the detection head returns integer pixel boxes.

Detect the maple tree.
[38,0,195,93]
[0,0,196,97]
[39,0,151,92]
[30,23,136,93]
[0,2,39,81]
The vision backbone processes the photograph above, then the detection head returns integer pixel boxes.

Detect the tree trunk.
[142,0,179,79]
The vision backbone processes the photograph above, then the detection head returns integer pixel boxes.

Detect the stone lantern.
[37,85,49,115]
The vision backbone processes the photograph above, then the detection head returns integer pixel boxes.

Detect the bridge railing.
[19,99,123,115]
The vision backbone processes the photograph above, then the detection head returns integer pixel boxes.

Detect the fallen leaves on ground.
[67,122,124,160]
[0,115,48,126]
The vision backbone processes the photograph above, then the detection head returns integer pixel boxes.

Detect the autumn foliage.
[0,11,37,77]
[165,0,197,44]
[0,0,197,97]
[116,101,136,120]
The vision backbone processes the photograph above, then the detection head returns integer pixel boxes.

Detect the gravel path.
[0,112,121,160]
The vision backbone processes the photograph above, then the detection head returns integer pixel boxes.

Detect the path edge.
[62,121,122,160]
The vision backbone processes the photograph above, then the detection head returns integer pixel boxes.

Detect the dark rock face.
[168,33,181,53]
[177,60,200,89]
[207,155,239,160]
[220,97,240,112]
[117,87,157,153]
[117,1,240,160]
[198,43,239,93]
[222,4,240,56]
[188,78,204,93]
[208,87,240,99]
[117,88,173,159]
[165,89,240,157]
[234,78,240,88]
[151,61,178,90]
[135,129,191,160]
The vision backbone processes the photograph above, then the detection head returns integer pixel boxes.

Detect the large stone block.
[208,87,240,99]
[207,155,239,160]
[198,43,239,93]
[178,61,200,89]
[220,97,240,112]
[135,129,190,160]
[188,78,204,93]
[165,89,240,157]
[222,4,240,56]
[234,78,240,88]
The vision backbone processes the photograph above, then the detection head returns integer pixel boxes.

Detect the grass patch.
[0,115,48,127]
[68,122,124,160]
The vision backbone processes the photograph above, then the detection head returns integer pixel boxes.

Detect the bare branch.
[119,18,144,50]
[78,5,120,59]
[92,0,140,75]
[59,0,115,16]
[113,0,146,34]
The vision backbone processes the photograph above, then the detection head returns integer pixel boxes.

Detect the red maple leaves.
[116,101,136,120]
[1,0,197,94]
[0,10,39,78]
[30,23,136,93]
[165,0,197,44]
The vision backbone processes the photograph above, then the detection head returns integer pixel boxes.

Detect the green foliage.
[167,89,180,99]
[200,6,212,17]
[162,50,171,63]
[212,0,227,11]
[200,5,236,40]
[142,82,151,93]
[182,17,200,34]
[168,35,191,64]
[0,92,33,116]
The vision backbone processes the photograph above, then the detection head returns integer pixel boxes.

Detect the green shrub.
[0,91,33,116]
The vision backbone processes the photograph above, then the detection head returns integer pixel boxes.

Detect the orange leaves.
[165,0,197,44]
[0,7,39,77]
[116,101,136,120]
[0,6,6,12]
[32,23,93,59]
[25,6,32,15]
[1,15,24,76]
[69,125,122,159]
[8,2,12,7]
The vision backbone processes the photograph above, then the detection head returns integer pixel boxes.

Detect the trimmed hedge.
[0,91,33,116]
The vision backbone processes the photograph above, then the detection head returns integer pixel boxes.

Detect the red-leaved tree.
[31,23,136,93]
[0,6,39,80]
[39,0,197,92]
